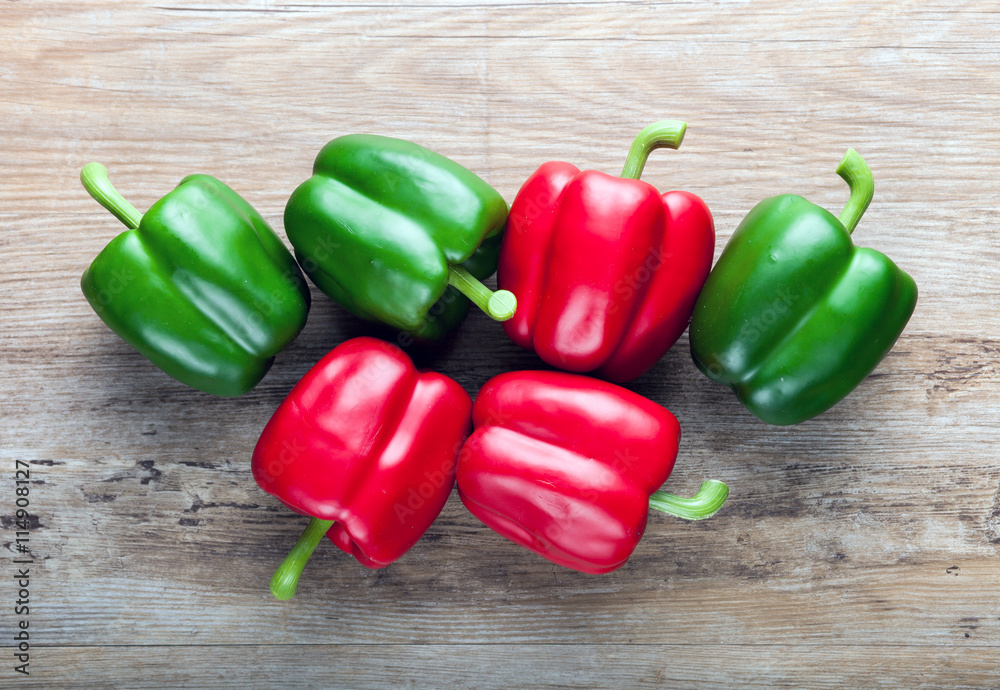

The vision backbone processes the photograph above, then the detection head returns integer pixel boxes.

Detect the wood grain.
[1,0,998,686]
[23,645,1000,689]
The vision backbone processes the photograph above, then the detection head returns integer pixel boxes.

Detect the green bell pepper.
[284,134,516,341]
[689,150,917,425]
[80,163,311,397]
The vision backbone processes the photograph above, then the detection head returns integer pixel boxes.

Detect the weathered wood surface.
[1,0,998,686]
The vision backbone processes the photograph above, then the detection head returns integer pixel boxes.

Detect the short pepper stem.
[81,162,143,230]
[620,120,688,180]
[836,149,874,235]
[648,479,729,520]
[270,516,336,601]
[447,265,517,322]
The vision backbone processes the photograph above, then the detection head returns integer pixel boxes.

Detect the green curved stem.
[447,265,517,321]
[649,480,729,520]
[270,517,336,601]
[835,149,874,235]
[620,120,688,180]
[80,162,143,230]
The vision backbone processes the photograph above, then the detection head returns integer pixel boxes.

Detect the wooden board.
[1,0,998,686]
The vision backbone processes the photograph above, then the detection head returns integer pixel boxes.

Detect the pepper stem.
[835,149,874,235]
[620,120,688,180]
[447,265,517,321]
[648,480,729,520]
[80,162,144,230]
[269,516,336,600]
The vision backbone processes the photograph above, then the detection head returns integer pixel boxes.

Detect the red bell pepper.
[457,371,728,574]
[498,120,715,382]
[252,337,471,599]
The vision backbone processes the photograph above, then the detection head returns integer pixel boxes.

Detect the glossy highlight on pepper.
[252,337,472,599]
[498,121,715,381]
[689,149,918,425]
[79,162,311,396]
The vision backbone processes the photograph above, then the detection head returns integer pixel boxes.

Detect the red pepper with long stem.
[252,337,471,599]
[498,121,715,382]
[457,371,728,574]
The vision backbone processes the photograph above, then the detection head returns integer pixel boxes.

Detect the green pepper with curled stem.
[80,163,311,396]
[690,149,918,425]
